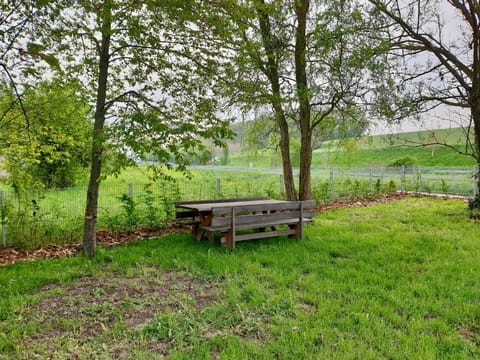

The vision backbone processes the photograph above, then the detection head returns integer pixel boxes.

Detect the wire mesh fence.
[0,165,478,249]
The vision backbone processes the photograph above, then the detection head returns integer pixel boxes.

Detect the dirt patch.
[458,326,479,344]
[22,267,218,354]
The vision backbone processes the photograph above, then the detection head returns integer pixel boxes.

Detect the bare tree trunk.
[472,105,480,198]
[274,104,296,200]
[294,0,312,200]
[257,1,296,200]
[299,130,313,200]
[83,2,111,258]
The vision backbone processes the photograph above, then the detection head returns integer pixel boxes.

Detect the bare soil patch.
[22,267,219,355]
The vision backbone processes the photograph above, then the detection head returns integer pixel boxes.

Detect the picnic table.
[175,198,316,249]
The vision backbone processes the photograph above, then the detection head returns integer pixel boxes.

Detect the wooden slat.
[231,207,236,249]
[175,210,199,219]
[175,197,267,207]
[299,201,304,239]
[181,199,285,213]
[201,217,313,232]
[211,200,315,216]
[234,229,297,241]
[210,210,315,227]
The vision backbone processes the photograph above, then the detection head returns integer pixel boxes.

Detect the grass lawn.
[0,197,479,359]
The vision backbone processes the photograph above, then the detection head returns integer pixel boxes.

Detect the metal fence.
[0,165,478,249]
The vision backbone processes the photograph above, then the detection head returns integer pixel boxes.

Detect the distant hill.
[227,127,477,168]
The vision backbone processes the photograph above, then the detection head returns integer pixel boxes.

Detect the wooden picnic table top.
[176,199,288,213]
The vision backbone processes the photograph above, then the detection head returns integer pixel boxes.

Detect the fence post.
[330,169,335,201]
[401,166,405,193]
[450,168,455,195]
[1,191,6,248]
[217,178,221,197]
[474,165,479,198]
[417,166,422,192]
[128,183,133,197]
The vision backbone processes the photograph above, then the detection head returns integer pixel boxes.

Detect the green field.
[1,197,479,358]
[228,128,478,168]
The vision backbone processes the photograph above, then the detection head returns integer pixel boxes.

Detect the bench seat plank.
[201,217,313,232]
[233,229,297,242]
[209,210,315,228]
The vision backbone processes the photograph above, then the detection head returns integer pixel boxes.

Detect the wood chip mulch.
[0,193,466,266]
[0,225,189,266]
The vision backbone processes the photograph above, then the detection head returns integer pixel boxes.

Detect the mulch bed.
[0,193,465,266]
[0,225,189,266]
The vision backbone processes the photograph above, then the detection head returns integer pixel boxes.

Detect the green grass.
[1,197,479,358]
[227,127,477,168]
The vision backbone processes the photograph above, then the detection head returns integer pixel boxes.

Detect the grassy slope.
[228,128,477,168]
[1,197,479,358]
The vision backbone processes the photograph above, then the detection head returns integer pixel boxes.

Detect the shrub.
[312,180,331,204]
[387,180,397,193]
[387,156,417,168]
[119,194,138,228]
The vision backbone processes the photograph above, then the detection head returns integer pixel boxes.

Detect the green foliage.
[440,178,450,194]
[142,310,197,342]
[387,155,418,167]
[0,192,82,249]
[143,183,160,229]
[158,178,180,220]
[263,180,282,199]
[119,194,138,228]
[373,178,382,194]
[387,179,397,193]
[0,79,91,190]
[311,180,332,204]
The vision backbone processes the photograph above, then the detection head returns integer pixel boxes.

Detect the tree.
[225,0,386,199]
[29,1,232,257]
[0,1,59,123]
[369,0,480,201]
[0,79,91,190]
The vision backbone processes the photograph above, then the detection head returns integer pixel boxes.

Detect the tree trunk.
[275,106,296,200]
[83,2,111,258]
[299,130,313,200]
[472,103,480,198]
[294,0,312,200]
[257,1,296,200]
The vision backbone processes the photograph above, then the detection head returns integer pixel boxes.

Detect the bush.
[387,156,417,168]
[312,180,331,204]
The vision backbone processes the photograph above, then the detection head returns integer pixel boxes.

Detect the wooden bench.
[199,200,316,249]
